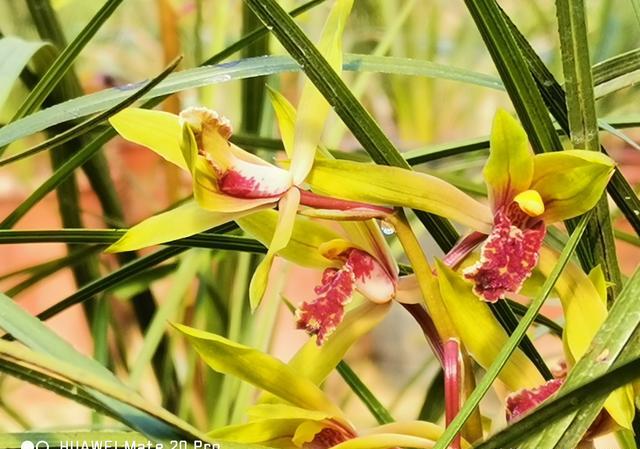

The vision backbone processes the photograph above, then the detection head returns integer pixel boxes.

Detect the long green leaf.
[7,1,123,128]
[463,0,560,154]
[431,213,591,449]
[556,0,622,295]
[0,54,501,151]
[0,37,51,110]
[0,228,261,251]
[0,292,202,440]
[0,58,179,228]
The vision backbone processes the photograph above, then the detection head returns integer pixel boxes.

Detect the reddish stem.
[401,303,444,365]
[443,231,487,269]
[444,339,462,449]
[298,189,394,214]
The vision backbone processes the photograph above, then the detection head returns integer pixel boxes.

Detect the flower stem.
[444,339,462,449]
[387,209,444,362]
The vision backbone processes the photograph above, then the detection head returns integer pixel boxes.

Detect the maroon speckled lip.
[464,206,545,302]
[296,248,394,345]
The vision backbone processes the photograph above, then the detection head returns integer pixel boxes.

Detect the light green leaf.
[303,159,493,232]
[249,188,300,309]
[0,53,502,149]
[237,209,342,269]
[0,292,201,440]
[109,108,187,170]
[530,150,615,223]
[483,109,534,207]
[0,37,51,111]
[290,0,354,184]
[107,201,249,252]
[173,323,345,420]
[435,260,544,392]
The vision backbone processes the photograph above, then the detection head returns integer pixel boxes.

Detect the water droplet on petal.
[379,220,395,236]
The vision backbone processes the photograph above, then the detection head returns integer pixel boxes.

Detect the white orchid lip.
[218,161,293,199]
[179,107,294,200]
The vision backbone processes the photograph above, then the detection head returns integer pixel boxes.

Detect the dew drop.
[115,79,147,91]
[379,220,395,236]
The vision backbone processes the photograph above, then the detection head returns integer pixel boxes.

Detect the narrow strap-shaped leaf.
[501,7,640,237]
[0,36,51,110]
[462,0,561,154]
[431,212,591,449]
[0,59,179,229]
[7,0,123,133]
[555,0,622,295]
[0,292,203,440]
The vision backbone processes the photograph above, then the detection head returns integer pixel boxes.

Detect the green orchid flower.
[302,110,615,303]
[429,247,635,442]
[106,0,354,309]
[174,303,470,449]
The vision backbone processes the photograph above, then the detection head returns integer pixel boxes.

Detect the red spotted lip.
[218,169,286,199]
[296,248,395,345]
[463,206,546,302]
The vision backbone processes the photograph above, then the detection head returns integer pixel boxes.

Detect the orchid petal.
[506,378,564,424]
[303,159,493,232]
[296,266,355,345]
[484,109,534,209]
[288,301,391,385]
[290,0,354,185]
[237,209,342,269]
[436,260,544,391]
[267,86,296,157]
[247,404,331,422]
[181,107,292,200]
[530,150,615,223]
[463,209,546,302]
[219,153,292,199]
[249,188,301,310]
[179,122,277,212]
[173,322,345,419]
[340,220,399,280]
[395,275,422,304]
[106,200,249,253]
[331,433,446,449]
[318,240,395,303]
[207,419,302,444]
[538,248,635,429]
[109,108,187,170]
[292,421,329,447]
[513,189,545,217]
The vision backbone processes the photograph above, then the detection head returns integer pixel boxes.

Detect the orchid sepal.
[302,158,493,233]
